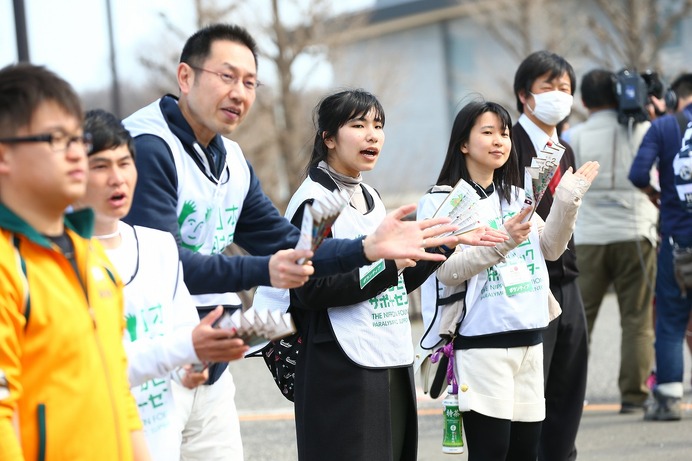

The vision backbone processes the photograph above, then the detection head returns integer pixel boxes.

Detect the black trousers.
[463,411,541,461]
[539,279,588,461]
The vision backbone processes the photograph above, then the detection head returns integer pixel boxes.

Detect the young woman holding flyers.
[423,100,598,461]
[252,89,506,461]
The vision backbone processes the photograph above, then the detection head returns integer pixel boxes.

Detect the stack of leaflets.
[524,140,566,218]
[215,307,296,347]
[295,188,351,264]
[431,178,482,236]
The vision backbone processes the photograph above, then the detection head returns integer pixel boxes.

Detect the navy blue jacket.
[123,95,369,296]
[629,103,692,240]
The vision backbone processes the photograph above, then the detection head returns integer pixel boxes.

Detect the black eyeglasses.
[0,131,93,154]
[188,65,262,90]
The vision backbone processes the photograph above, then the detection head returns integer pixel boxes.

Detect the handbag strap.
[430,341,458,393]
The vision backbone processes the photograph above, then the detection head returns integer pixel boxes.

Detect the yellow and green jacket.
[0,205,142,461]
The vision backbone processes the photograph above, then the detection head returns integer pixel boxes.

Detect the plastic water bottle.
[442,385,464,454]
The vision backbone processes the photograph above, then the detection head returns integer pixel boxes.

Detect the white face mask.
[528,91,573,126]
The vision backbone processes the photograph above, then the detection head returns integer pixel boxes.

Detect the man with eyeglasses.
[122,23,469,460]
[0,63,150,460]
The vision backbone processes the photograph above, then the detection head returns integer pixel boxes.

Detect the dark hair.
[436,100,520,204]
[513,50,576,114]
[180,24,258,69]
[580,69,617,109]
[305,89,385,176]
[0,63,83,138]
[84,109,135,158]
[671,73,692,100]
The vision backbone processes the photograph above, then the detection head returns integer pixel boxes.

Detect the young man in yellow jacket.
[0,63,149,461]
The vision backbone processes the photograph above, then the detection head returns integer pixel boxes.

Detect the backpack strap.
[417,187,464,349]
[675,111,690,137]
[11,234,30,329]
[437,285,467,306]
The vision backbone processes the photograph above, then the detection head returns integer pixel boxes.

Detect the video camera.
[641,70,665,100]
[614,68,667,124]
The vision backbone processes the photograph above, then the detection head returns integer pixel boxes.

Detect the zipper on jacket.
[74,238,125,460]
[82,242,125,460]
[94,333,124,461]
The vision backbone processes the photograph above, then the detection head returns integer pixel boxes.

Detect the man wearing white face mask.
[513,51,586,461]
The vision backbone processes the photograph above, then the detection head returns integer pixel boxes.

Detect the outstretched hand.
[571,160,600,183]
[363,204,461,262]
[191,306,249,363]
[453,226,509,247]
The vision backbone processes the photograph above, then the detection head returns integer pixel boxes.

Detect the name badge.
[496,256,532,297]
[359,259,385,289]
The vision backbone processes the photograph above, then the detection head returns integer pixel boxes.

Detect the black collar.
[467,179,495,199]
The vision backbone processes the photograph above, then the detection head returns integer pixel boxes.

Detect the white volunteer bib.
[253,176,413,367]
[109,224,180,460]
[461,189,550,337]
[124,100,250,308]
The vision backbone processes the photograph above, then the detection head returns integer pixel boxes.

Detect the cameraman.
[568,69,658,414]
[629,73,692,421]
[641,70,669,120]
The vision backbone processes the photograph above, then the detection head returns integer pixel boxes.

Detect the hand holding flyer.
[523,140,565,220]
[215,307,297,347]
[295,188,351,264]
[430,178,482,237]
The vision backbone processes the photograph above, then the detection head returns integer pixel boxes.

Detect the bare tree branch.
[589,0,692,69]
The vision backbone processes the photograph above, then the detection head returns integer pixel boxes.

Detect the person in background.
[75,109,250,460]
[629,73,692,421]
[0,64,149,460]
[568,69,657,414]
[122,23,462,460]
[512,50,586,460]
[431,99,598,460]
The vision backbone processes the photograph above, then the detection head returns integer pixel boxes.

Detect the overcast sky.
[1,0,374,92]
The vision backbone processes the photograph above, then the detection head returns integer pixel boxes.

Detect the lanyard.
[472,181,504,226]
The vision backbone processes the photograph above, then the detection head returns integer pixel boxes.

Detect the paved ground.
[229,292,692,460]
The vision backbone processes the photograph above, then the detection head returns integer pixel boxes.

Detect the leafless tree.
[232,0,341,207]
[584,0,692,72]
[456,0,689,120]
[136,0,358,210]
[467,0,691,77]
[455,0,584,116]
[138,0,241,95]
[464,0,691,71]
[464,0,580,61]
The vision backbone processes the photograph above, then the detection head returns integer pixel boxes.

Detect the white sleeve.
[539,170,590,261]
[436,236,518,286]
[125,263,200,387]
